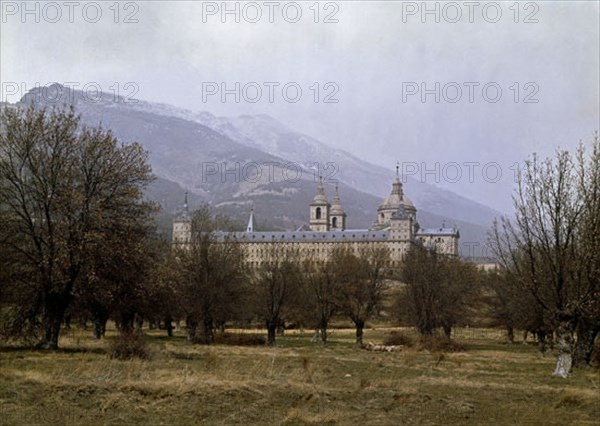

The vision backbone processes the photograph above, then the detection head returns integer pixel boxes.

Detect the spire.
[311,175,329,205]
[329,184,346,230]
[246,208,254,233]
[391,171,403,197]
[330,184,345,215]
[391,163,402,200]
[377,166,406,220]
[333,184,341,205]
[179,192,190,221]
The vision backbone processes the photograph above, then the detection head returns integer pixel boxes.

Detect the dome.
[330,204,345,214]
[311,192,329,205]
[378,177,403,211]
[310,177,330,206]
[330,185,346,215]
[376,169,417,227]
[403,194,416,211]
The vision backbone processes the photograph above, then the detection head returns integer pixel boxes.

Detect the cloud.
[1,1,598,212]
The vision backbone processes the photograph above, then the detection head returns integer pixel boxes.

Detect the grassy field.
[1,326,598,425]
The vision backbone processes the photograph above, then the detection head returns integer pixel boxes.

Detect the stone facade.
[172,169,460,264]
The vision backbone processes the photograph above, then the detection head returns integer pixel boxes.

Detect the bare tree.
[397,245,478,338]
[179,205,247,344]
[483,268,554,351]
[334,246,390,348]
[251,247,300,346]
[145,246,186,338]
[489,136,599,377]
[300,257,339,345]
[0,106,154,349]
[572,136,600,366]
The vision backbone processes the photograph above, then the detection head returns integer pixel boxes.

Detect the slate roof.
[212,229,391,243]
[416,228,459,236]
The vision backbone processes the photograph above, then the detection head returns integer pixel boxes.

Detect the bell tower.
[172,192,192,247]
[309,176,330,232]
[329,185,346,230]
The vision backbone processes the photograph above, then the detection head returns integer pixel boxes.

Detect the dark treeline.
[1,107,597,377]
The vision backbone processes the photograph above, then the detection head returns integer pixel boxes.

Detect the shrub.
[109,332,150,360]
[383,331,415,347]
[213,333,266,346]
[417,335,465,352]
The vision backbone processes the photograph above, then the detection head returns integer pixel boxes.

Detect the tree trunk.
[320,325,328,345]
[443,325,452,339]
[537,330,547,355]
[419,323,434,336]
[506,326,514,344]
[267,321,277,346]
[78,317,88,330]
[186,316,198,342]
[552,320,574,378]
[38,292,69,349]
[64,314,71,329]
[201,317,214,344]
[119,311,135,334]
[93,316,108,339]
[40,316,62,350]
[574,319,599,368]
[134,314,143,332]
[165,315,174,337]
[547,330,555,350]
[355,320,365,348]
[92,307,109,339]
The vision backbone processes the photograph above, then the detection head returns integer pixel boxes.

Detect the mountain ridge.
[14,84,498,254]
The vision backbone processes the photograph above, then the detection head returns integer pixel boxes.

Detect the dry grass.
[108,332,150,360]
[0,326,598,425]
[213,333,266,346]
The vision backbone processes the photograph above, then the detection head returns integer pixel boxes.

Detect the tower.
[375,166,404,228]
[172,192,192,246]
[329,184,346,230]
[374,165,417,230]
[309,176,330,232]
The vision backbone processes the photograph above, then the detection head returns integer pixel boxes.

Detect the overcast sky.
[2,1,599,212]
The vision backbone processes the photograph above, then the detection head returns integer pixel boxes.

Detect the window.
[316,207,321,219]
[332,217,337,228]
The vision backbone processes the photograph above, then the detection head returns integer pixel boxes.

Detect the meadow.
[1,326,598,425]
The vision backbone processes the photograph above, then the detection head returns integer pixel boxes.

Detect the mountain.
[118,98,503,229]
[17,84,498,253]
